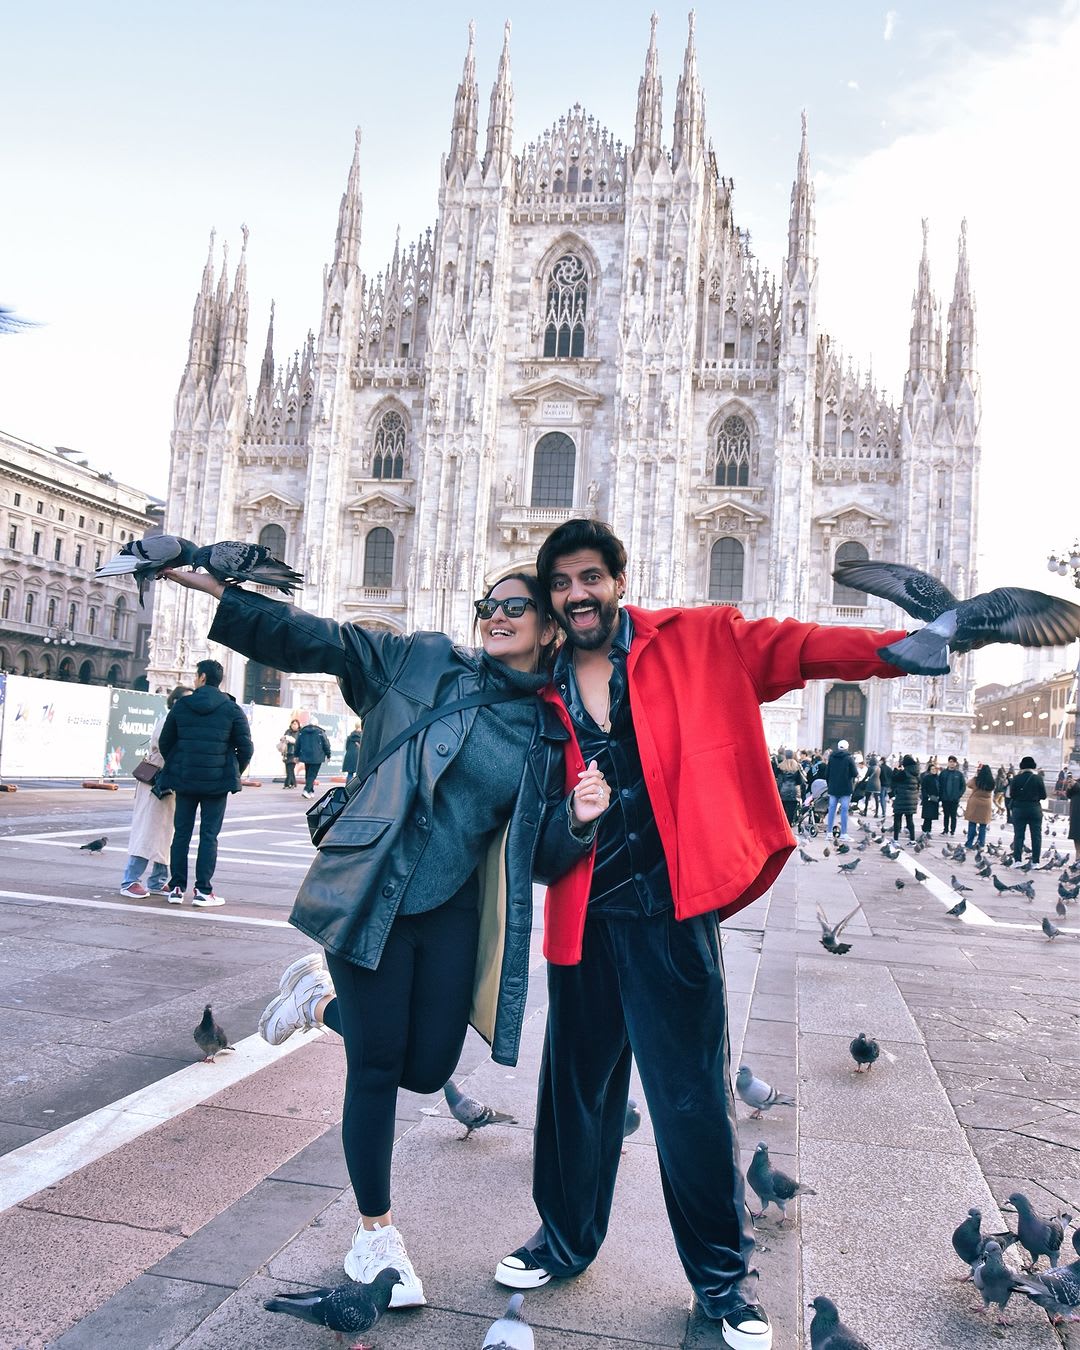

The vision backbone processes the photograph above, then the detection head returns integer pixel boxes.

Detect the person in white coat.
[119,686,191,898]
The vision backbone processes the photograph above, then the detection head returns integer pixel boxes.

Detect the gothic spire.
[632,12,664,173]
[946,218,977,385]
[672,9,705,170]
[484,19,514,177]
[184,229,219,377]
[447,19,479,177]
[785,110,816,282]
[258,300,275,393]
[333,128,363,274]
[220,224,249,373]
[907,218,942,388]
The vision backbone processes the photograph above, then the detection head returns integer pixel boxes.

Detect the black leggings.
[324,899,479,1215]
[893,809,915,841]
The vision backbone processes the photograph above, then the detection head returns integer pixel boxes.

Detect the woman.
[891,754,919,842]
[993,766,1008,815]
[858,754,882,817]
[1008,755,1046,864]
[774,749,806,827]
[342,720,363,782]
[919,758,941,836]
[963,763,995,850]
[119,685,191,898]
[1066,772,1080,862]
[163,566,606,1309]
[278,719,300,789]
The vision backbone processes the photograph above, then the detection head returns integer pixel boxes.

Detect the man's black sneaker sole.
[721,1308,772,1350]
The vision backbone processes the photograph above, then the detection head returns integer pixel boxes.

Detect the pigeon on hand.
[974,1240,1046,1324]
[1005,1192,1067,1269]
[482,1292,535,1349]
[849,1032,880,1073]
[945,897,967,917]
[1043,916,1063,941]
[799,847,819,864]
[442,1080,516,1140]
[78,835,108,853]
[914,868,929,882]
[735,1064,795,1118]
[816,903,861,956]
[623,1098,642,1139]
[830,558,1080,676]
[264,1268,400,1348]
[837,858,860,873]
[950,875,972,894]
[951,1208,1020,1281]
[97,535,303,605]
[746,1141,816,1225]
[808,1294,871,1349]
[193,1004,233,1062]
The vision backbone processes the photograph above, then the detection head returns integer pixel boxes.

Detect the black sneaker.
[494,1246,552,1290]
[721,1303,772,1349]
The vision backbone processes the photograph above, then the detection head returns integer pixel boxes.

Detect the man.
[493,519,909,1350]
[937,755,966,836]
[158,658,252,907]
[296,717,332,799]
[825,738,858,841]
[878,754,893,819]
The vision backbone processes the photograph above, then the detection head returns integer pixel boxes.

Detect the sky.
[2,0,1078,683]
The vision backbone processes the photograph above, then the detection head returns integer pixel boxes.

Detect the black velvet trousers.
[529,907,756,1319]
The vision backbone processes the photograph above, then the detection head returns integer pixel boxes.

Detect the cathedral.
[149,13,981,757]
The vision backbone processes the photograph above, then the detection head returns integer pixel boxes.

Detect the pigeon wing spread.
[953,587,1080,652]
[830,560,958,621]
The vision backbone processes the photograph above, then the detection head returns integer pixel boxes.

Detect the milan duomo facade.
[149,15,981,757]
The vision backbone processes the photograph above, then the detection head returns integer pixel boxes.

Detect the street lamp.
[43,623,76,646]
[1047,542,1080,769]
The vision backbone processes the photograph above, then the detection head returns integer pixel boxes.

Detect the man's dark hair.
[536,519,627,591]
[196,659,224,687]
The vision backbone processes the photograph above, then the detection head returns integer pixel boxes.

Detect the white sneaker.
[192,889,225,907]
[258,960,335,1045]
[344,1221,426,1307]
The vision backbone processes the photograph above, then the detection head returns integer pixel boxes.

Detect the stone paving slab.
[203,1034,345,1125]
[50,1274,232,1350]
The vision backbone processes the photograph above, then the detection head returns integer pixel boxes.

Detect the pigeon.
[849,1032,880,1073]
[830,558,1080,675]
[735,1064,795,1118]
[992,874,1011,892]
[808,1295,871,1349]
[193,1004,232,1062]
[950,875,972,894]
[746,1141,815,1225]
[1017,880,1036,901]
[973,1240,1046,1323]
[894,879,906,889]
[97,535,303,605]
[442,1080,516,1139]
[623,1098,642,1139]
[880,841,899,858]
[1005,1192,1067,1269]
[823,846,831,857]
[482,1292,534,1349]
[837,858,860,873]
[951,1208,1021,1280]
[836,842,851,854]
[264,1268,399,1348]
[1017,1230,1080,1322]
[976,861,992,878]
[914,868,928,882]
[1057,898,1069,919]
[799,847,819,864]
[78,835,108,853]
[816,903,861,956]
[946,897,967,917]
[1060,881,1080,901]
[953,846,968,864]
[1042,916,1062,941]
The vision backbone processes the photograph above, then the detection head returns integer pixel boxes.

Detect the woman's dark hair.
[536,518,627,591]
[975,764,995,791]
[166,685,192,709]
[289,718,301,729]
[475,571,559,673]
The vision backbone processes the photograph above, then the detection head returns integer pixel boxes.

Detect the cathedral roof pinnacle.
[633,10,664,173]
[672,9,704,169]
[483,18,514,177]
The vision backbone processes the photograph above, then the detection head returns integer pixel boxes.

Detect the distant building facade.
[974,661,1077,753]
[0,429,162,687]
[150,14,981,754]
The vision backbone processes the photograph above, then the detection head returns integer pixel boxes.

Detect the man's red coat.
[539,603,908,965]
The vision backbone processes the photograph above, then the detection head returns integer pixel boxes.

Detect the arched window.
[258,523,286,557]
[708,538,745,603]
[88,606,98,636]
[832,540,869,606]
[107,663,123,686]
[372,410,405,479]
[542,254,588,358]
[78,659,95,684]
[363,528,394,588]
[713,415,751,486]
[530,432,576,508]
[47,596,57,625]
[1,588,10,621]
[68,601,78,630]
[111,596,126,640]
[24,593,35,624]
[58,656,76,682]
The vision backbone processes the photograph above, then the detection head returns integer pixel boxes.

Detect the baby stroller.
[796,779,829,837]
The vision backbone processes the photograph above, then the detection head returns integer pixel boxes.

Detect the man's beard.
[556,596,620,651]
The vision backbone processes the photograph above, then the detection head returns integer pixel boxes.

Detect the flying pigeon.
[951,1208,1020,1280]
[914,868,929,882]
[1005,1192,1068,1269]
[746,1141,816,1225]
[837,858,860,873]
[1043,916,1063,940]
[808,1294,871,1349]
[973,1240,1046,1324]
[442,1080,516,1140]
[946,897,967,917]
[849,1032,880,1073]
[78,835,108,853]
[831,558,1080,676]
[482,1292,535,1350]
[193,1004,232,1062]
[735,1064,795,1118]
[264,1268,400,1347]
[96,535,303,605]
[799,847,819,864]
[951,875,972,894]
[816,903,861,956]
[623,1098,642,1139]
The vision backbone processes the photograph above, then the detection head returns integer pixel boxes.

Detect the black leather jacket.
[208,588,590,1066]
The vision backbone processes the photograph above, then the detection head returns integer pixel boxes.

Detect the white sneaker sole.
[192,897,225,907]
[277,953,325,994]
[343,1250,426,1306]
[721,1318,772,1349]
[494,1258,552,1290]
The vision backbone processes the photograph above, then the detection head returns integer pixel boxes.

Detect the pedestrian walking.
[119,685,191,897]
[938,755,965,835]
[342,720,364,782]
[1007,755,1046,863]
[162,563,606,1311]
[157,658,253,907]
[919,758,941,835]
[825,738,859,840]
[774,750,806,826]
[963,763,995,849]
[878,755,892,818]
[993,765,1008,815]
[856,753,881,817]
[278,718,300,788]
[296,717,332,799]
[1066,771,1080,862]
[891,755,919,841]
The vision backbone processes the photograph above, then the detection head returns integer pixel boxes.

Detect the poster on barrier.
[244,703,352,781]
[0,676,111,778]
[104,690,168,778]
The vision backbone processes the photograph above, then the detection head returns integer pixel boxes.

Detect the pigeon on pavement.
[974,1240,1046,1324]
[1043,916,1063,941]
[1006,1192,1068,1269]
[1057,898,1069,919]
[849,1032,880,1073]
[1059,880,1080,901]
[951,1208,1020,1280]
[837,858,860,873]
[808,1294,871,1349]
[951,875,973,894]
[914,868,929,882]
[482,1292,535,1349]
[830,558,1080,675]
[442,1080,516,1140]
[97,535,303,605]
[264,1268,399,1347]
[894,879,906,890]
[193,1005,232,1062]
[992,874,1011,892]
[735,1064,795,1118]
[945,897,967,918]
[746,1141,816,1225]
[1018,1230,1080,1322]
[799,848,819,864]
[880,841,899,858]
[816,903,861,956]
[1017,879,1036,901]
[78,835,108,853]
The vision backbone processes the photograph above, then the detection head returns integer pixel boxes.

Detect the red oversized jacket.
[539,604,908,965]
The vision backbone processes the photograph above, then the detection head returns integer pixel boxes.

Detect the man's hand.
[161,568,226,601]
[572,759,611,825]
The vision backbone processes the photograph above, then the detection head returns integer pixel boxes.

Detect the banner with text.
[104,690,169,778]
[0,676,112,778]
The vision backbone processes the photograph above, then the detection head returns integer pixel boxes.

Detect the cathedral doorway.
[822,683,867,753]
[244,660,281,706]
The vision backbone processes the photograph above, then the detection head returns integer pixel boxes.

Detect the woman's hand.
[572,759,611,825]
[161,568,226,601]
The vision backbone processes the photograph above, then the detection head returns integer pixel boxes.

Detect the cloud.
[883,9,898,41]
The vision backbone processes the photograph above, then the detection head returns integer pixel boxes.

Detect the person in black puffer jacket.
[937,756,966,836]
[296,719,333,798]
[919,760,941,835]
[158,659,253,906]
[1008,754,1047,863]
[890,754,919,841]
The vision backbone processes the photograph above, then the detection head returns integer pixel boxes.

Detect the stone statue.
[586,479,599,505]
[504,474,515,503]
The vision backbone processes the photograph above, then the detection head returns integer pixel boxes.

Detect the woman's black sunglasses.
[473,596,537,620]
